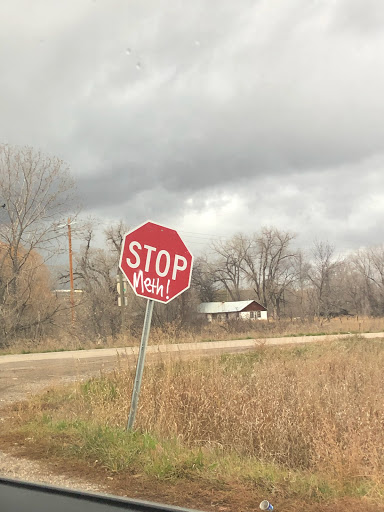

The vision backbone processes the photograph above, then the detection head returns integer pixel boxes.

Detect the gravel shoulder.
[0,450,105,493]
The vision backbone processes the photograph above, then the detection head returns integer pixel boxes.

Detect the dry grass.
[200,314,384,340]
[2,315,384,355]
[84,337,384,481]
[142,315,384,345]
[6,335,384,504]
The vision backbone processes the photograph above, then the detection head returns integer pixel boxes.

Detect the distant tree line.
[193,229,384,320]
[68,219,384,343]
[1,144,384,347]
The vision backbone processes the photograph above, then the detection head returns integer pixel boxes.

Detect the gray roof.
[198,300,261,314]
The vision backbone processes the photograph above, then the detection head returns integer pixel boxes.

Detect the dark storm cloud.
[1,0,384,250]
[66,0,384,212]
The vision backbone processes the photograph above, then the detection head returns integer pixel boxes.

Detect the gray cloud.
[330,0,384,35]
[1,0,384,254]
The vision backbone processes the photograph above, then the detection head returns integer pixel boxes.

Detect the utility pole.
[67,218,75,325]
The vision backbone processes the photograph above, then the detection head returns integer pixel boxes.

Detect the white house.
[198,300,267,322]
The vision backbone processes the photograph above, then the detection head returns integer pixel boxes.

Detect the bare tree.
[207,228,299,317]
[150,288,200,335]
[242,228,299,317]
[191,255,220,303]
[282,249,312,319]
[71,224,123,340]
[307,241,343,318]
[0,144,77,341]
[104,220,129,255]
[335,257,366,317]
[351,245,384,316]
[210,234,251,301]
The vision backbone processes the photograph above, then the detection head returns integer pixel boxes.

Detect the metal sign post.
[120,221,193,431]
[127,299,154,431]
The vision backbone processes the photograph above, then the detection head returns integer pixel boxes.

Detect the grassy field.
[1,336,384,511]
[2,314,384,355]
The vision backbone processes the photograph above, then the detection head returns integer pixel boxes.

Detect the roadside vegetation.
[2,336,384,511]
[2,314,384,355]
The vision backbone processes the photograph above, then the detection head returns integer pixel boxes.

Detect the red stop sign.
[119,221,193,304]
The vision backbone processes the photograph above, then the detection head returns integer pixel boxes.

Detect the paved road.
[1,332,383,404]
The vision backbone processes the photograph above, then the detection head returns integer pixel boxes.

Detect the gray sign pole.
[127,298,154,431]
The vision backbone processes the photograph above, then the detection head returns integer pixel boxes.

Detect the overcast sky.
[1,0,384,256]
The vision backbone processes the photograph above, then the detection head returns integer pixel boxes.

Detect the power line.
[183,240,214,246]
[177,229,225,239]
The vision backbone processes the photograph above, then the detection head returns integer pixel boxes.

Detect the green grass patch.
[16,417,207,478]
[12,415,372,500]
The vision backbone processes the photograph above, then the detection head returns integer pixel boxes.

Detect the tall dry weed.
[72,336,384,487]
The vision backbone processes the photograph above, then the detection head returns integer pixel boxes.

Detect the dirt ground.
[0,355,122,404]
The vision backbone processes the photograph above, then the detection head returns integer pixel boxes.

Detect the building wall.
[239,311,267,320]
[205,310,267,322]
[241,302,267,313]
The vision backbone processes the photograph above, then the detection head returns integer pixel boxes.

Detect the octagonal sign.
[119,221,193,304]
